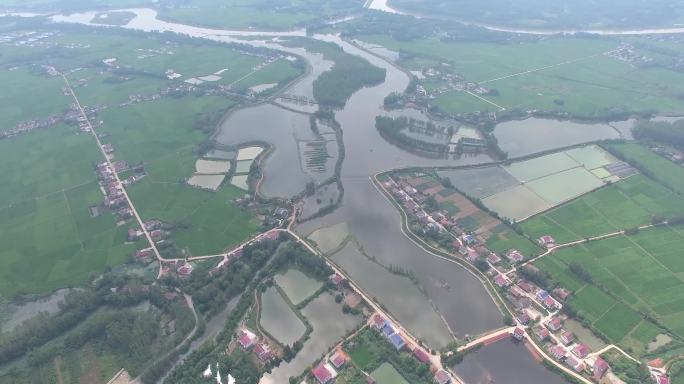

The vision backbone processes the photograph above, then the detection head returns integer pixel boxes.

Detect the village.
[380,173,673,384]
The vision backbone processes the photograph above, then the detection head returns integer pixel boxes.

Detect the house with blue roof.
[382,324,395,338]
[389,333,406,350]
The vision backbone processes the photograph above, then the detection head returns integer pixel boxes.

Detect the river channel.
[50,9,571,383]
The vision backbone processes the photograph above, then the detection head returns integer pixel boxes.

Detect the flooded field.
[307,222,349,254]
[236,146,264,161]
[259,287,306,346]
[230,174,249,190]
[260,292,361,384]
[494,118,621,158]
[526,167,603,205]
[195,159,231,174]
[331,242,454,349]
[187,174,225,191]
[300,183,341,221]
[216,104,317,197]
[453,340,570,384]
[274,269,323,305]
[1,289,76,333]
[437,166,518,199]
[203,149,236,160]
[234,159,252,174]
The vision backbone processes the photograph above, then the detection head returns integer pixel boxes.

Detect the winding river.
[50,9,569,383]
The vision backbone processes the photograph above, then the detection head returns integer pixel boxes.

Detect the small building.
[329,350,346,369]
[559,330,575,346]
[516,311,530,325]
[593,357,610,380]
[551,345,566,360]
[553,287,572,301]
[487,253,501,264]
[434,369,451,384]
[237,328,257,349]
[466,249,479,263]
[518,281,535,293]
[538,235,555,248]
[565,356,585,372]
[494,274,509,288]
[329,273,344,286]
[413,348,430,364]
[382,324,396,338]
[512,327,525,340]
[389,333,406,350]
[572,343,590,359]
[532,326,549,341]
[507,249,524,263]
[312,363,334,384]
[371,314,387,330]
[543,296,558,310]
[546,317,562,332]
[536,289,549,301]
[254,343,272,362]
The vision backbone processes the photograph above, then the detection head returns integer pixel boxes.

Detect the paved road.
[60,72,165,278]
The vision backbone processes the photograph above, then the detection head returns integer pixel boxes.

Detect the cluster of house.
[310,349,348,384]
[133,219,176,259]
[0,30,55,47]
[651,144,684,165]
[92,161,136,222]
[201,362,236,384]
[607,42,654,66]
[235,327,274,364]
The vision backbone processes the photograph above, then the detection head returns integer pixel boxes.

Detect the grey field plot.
[482,184,551,220]
[503,151,579,182]
[437,166,519,198]
[274,268,323,305]
[565,144,618,170]
[259,286,306,346]
[526,167,604,205]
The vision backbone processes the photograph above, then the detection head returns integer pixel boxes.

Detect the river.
[50,9,569,383]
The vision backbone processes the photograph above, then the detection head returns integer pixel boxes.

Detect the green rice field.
[522,174,684,243]
[605,142,684,195]
[371,363,410,384]
[535,226,684,354]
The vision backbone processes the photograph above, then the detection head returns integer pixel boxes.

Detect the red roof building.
[329,273,344,286]
[543,296,558,310]
[560,331,575,345]
[512,327,525,340]
[572,343,591,359]
[553,287,571,301]
[494,274,509,288]
[330,350,346,369]
[546,317,563,332]
[237,328,257,349]
[254,343,272,362]
[371,314,386,329]
[487,253,502,264]
[434,369,451,384]
[507,249,524,263]
[551,345,567,360]
[565,356,585,372]
[312,363,333,384]
[593,357,609,380]
[532,326,549,341]
[413,348,430,364]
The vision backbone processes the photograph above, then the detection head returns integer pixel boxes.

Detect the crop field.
[0,124,139,296]
[0,24,302,295]
[0,68,69,132]
[356,34,684,117]
[521,173,684,243]
[535,227,684,354]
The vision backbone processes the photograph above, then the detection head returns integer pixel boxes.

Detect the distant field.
[521,174,684,243]
[357,34,684,117]
[605,142,684,195]
[535,227,684,354]
[156,0,364,30]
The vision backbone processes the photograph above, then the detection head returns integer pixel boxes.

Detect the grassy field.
[356,33,684,117]
[535,226,684,354]
[521,174,684,243]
